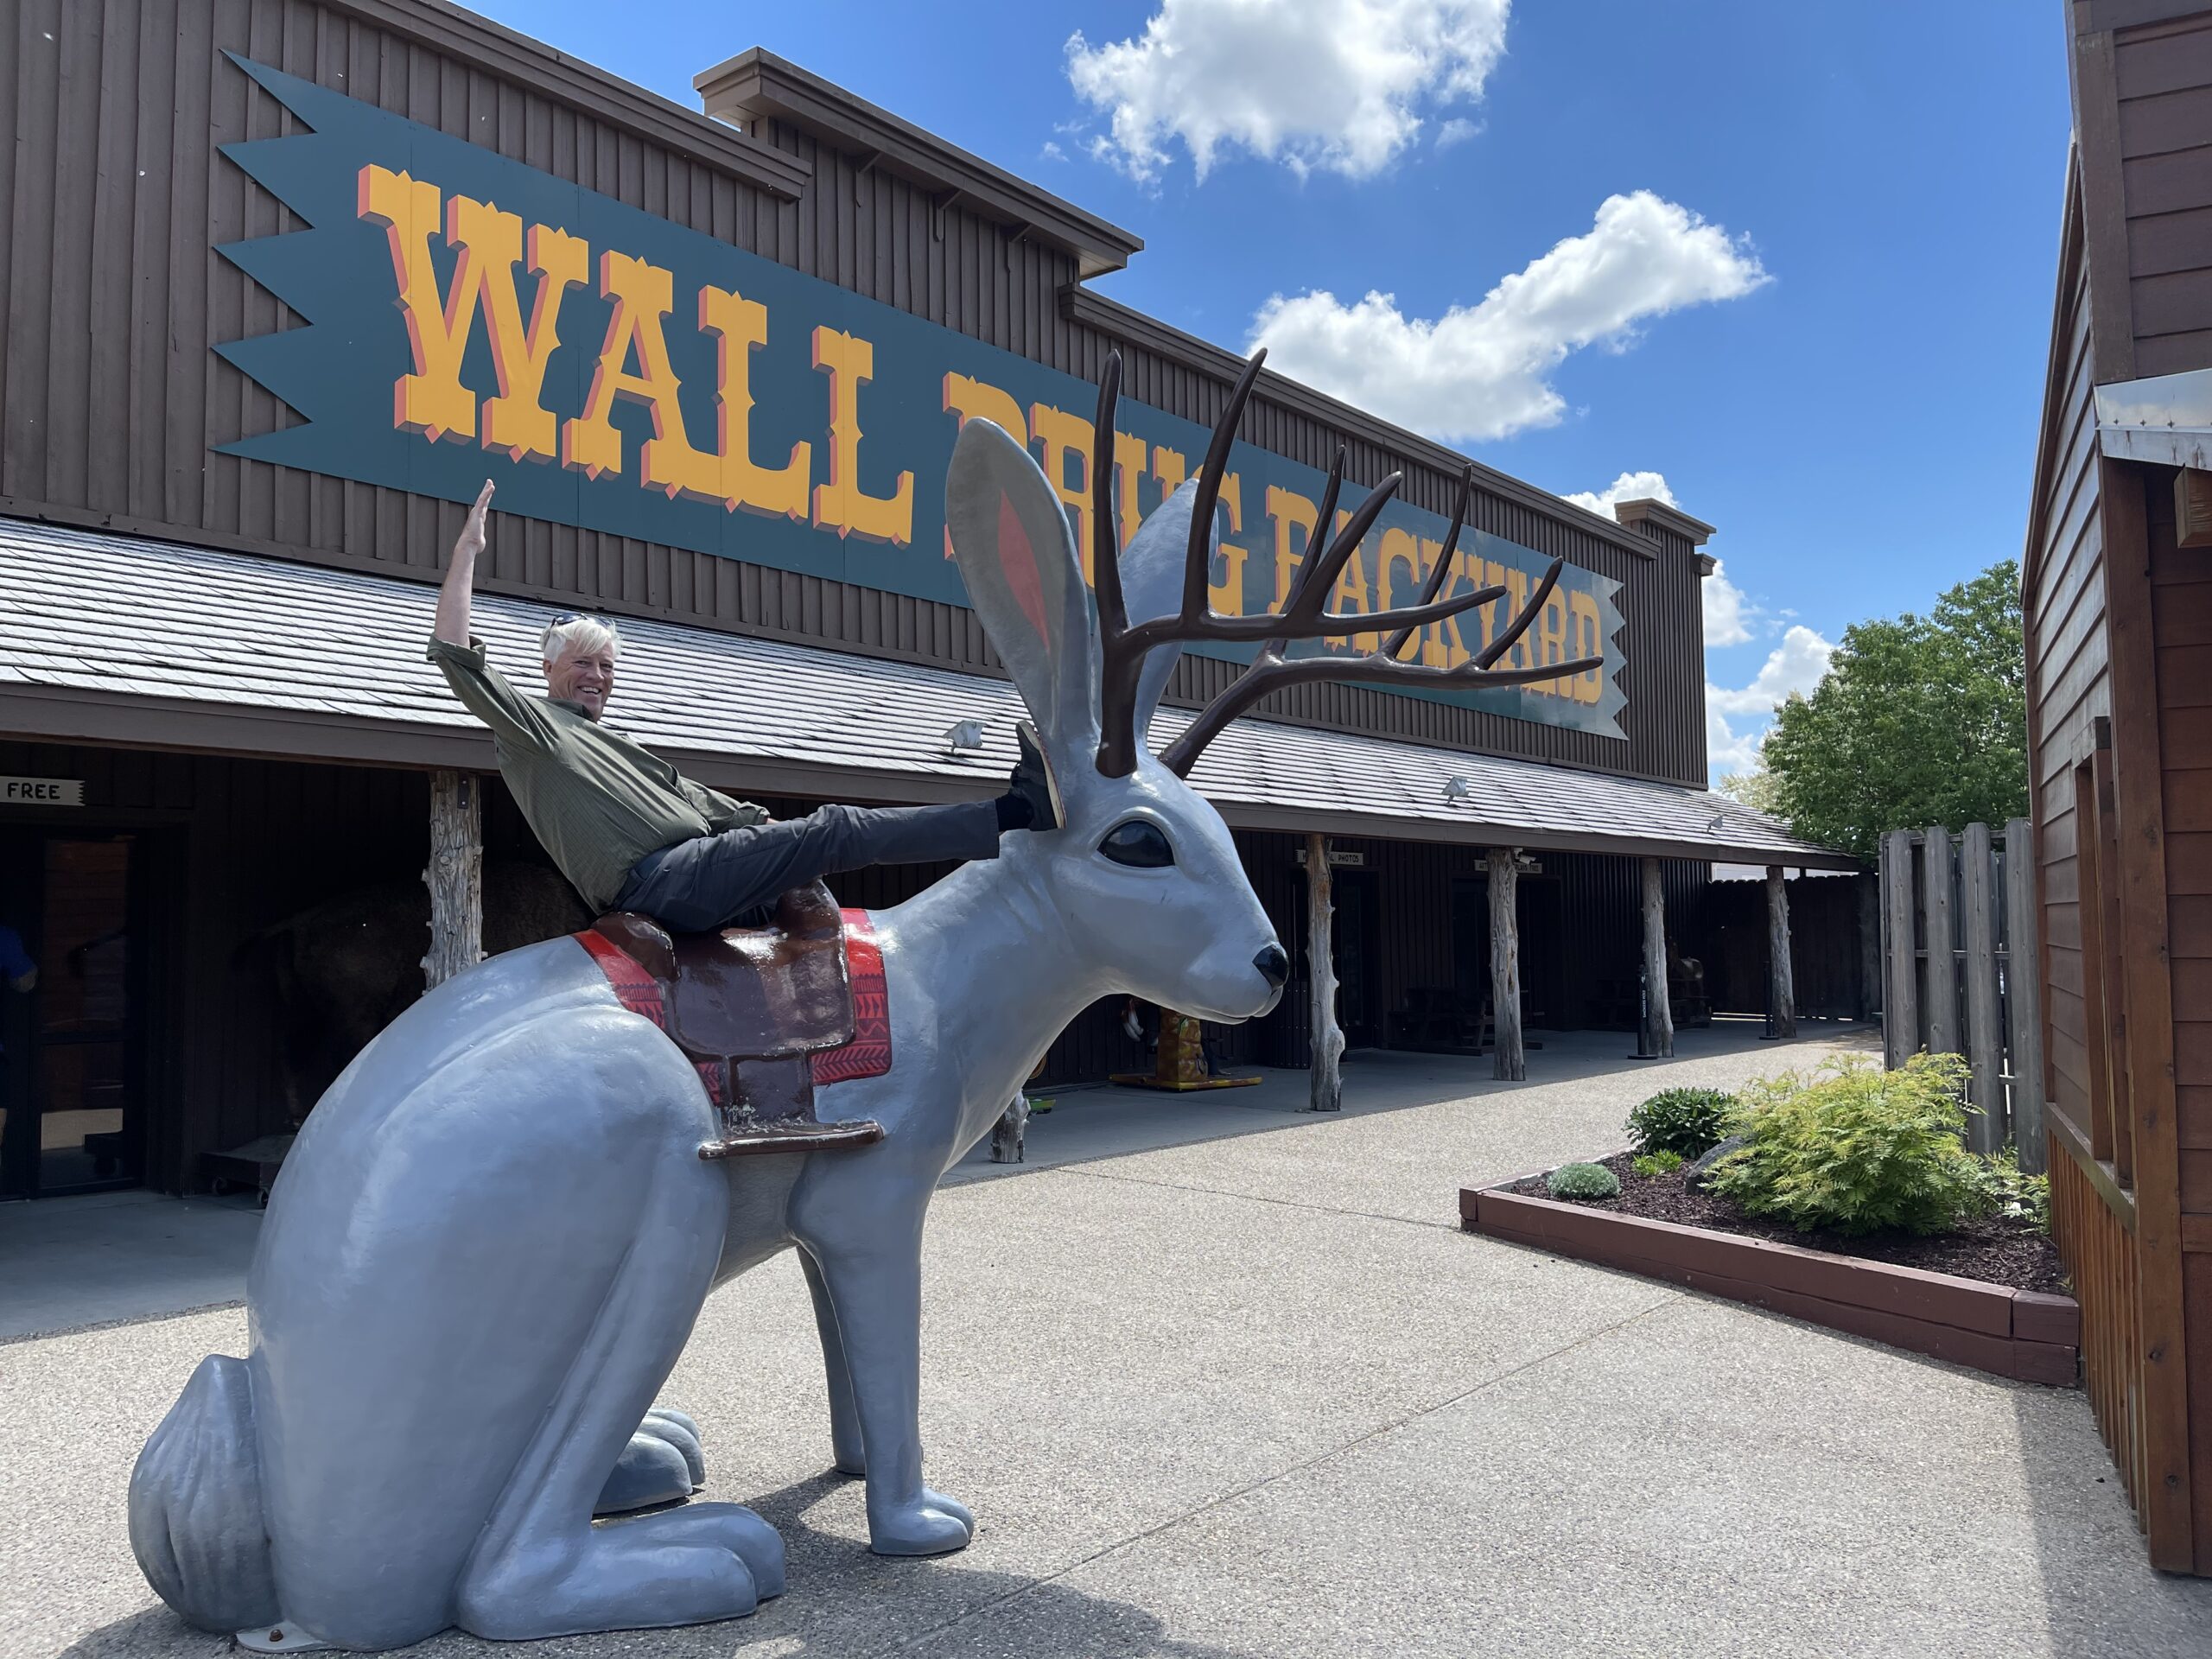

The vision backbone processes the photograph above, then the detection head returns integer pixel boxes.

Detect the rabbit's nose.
[1253,944,1289,988]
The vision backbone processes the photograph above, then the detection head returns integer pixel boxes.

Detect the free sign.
[2,777,84,806]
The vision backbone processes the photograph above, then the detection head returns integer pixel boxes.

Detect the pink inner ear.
[996,492,1052,645]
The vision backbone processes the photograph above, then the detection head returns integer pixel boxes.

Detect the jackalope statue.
[129,350,1592,1650]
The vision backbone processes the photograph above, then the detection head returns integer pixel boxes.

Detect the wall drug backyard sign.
[213,55,1628,738]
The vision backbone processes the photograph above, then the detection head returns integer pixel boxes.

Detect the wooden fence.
[1878,820,2047,1168]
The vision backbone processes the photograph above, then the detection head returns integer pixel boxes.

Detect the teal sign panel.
[212,54,1626,737]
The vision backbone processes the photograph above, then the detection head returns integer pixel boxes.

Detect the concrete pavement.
[6,1025,2207,1657]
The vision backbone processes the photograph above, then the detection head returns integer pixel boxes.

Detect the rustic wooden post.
[2004,817,2047,1173]
[1306,833,1344,1113]
[1961,822,2005,1153]
[1489,849,1524,1081]
[422,769,483,991]
[1764,866,1797,1039]
[1882,828,1919,1066]
[1923,825,1958,1056]
[1639,856,1674,1058]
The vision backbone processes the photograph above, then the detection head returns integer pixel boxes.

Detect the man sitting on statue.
[428,481,1062,934]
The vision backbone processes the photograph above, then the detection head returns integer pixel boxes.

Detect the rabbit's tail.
[130,1354,280,1635]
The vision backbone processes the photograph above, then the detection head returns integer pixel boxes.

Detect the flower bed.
[1459,1152,2079,1387]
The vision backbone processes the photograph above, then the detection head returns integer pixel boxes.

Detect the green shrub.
[1625,1088,1736,1159]
[1632,1149,1684,1178]
[1979,1145,2051,1235]
[1708,1053,1986,1236]
[1547,1161,1622,1201]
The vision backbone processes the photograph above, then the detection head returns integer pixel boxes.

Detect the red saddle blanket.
[577,910,893,1095]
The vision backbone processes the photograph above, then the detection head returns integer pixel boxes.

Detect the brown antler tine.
[1091,351,1128,640]
[1351,582,1503,639]
[1382,465,1473,659]
[1285,471,1403,629]
[1183,349,1266,620]
[1476,556,1565,669]
[1260,446,1346,657]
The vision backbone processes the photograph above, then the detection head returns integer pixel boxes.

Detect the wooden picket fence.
[1878,819,2046,1170]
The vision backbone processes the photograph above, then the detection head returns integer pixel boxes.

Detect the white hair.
[542,614,621,664]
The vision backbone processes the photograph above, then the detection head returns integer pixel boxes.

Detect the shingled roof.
[0,517,1854,868]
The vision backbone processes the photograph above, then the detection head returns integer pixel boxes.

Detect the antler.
[1087,347,1607,779]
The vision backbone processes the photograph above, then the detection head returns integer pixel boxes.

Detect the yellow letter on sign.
[697,285,810,518]
[356,166,585,455]
[562,251,719,497]
[1028,402,1095,580]
[812,327,913,543]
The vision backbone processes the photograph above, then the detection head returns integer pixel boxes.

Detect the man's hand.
[455,479,494,563]
[433,480,496,646]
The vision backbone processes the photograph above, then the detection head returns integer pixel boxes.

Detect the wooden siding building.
[0,0,1848,1205]
[2023,0,2212,1577]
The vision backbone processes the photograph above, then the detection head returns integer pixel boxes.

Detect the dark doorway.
[0,832,147,1198]
[1334,871,1382,1047]
[1446,870,1564,1031]
[1517,876,1564,1031]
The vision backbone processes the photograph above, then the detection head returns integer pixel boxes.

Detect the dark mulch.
[1505,1151,2069,1297]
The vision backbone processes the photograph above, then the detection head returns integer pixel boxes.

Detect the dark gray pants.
[612,801,1001,933]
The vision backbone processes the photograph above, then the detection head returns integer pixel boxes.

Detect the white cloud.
[1561,468,1674,518]
[1040,139,1067,162]
[1704,624,1833,780]
[1066,0,1510,182]
[1707,706,1766,778]
[1248,191,1770,442]
[1702,560,1756,647]
[1707,625,1832,718]
[1434,117,1479,150]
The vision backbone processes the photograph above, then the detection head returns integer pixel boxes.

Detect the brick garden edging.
[1460,1169,2080,1388]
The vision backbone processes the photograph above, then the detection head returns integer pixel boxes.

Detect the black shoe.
[1009,720,1065,832]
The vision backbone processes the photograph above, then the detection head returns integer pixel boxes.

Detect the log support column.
[1489,849,1524,1082]
[1306,833,1344,1113]
[1638,857,1675,1058]
[423,769,483,992]
[1765,864,1797,1039]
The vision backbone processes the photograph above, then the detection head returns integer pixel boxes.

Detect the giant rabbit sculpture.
[129,351,1591,1649]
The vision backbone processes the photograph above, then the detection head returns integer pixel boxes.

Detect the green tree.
[1760,561,2025,859]
[1718,765,1781,813]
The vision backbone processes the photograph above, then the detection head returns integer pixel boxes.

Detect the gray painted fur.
[128,420,1283,1648]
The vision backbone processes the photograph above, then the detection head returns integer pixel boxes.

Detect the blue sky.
[469,0,2072,780]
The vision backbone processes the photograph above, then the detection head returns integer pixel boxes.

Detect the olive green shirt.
[427,636,766,910]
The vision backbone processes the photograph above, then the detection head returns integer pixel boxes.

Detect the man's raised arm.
[433,480,496,646]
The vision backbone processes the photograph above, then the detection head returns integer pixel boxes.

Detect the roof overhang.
[0,516,1857,870]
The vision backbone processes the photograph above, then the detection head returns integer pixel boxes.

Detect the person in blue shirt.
[0,925,32,994]
[0,924,33,1061]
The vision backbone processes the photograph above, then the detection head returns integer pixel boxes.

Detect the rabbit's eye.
[1098,819,1174,868]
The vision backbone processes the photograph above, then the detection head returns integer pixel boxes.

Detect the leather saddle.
[588,881,886,1160]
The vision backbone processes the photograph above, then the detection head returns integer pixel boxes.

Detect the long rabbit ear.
[1116,478,1204,748]
[945,418,1101,754]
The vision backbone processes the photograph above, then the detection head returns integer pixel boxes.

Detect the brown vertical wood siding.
[2145,464,2212,1567]
[2031,1,2212,1562]
[2113,10,2212,375]
[2029,218,2109,1154]
[0,0,1709,789]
